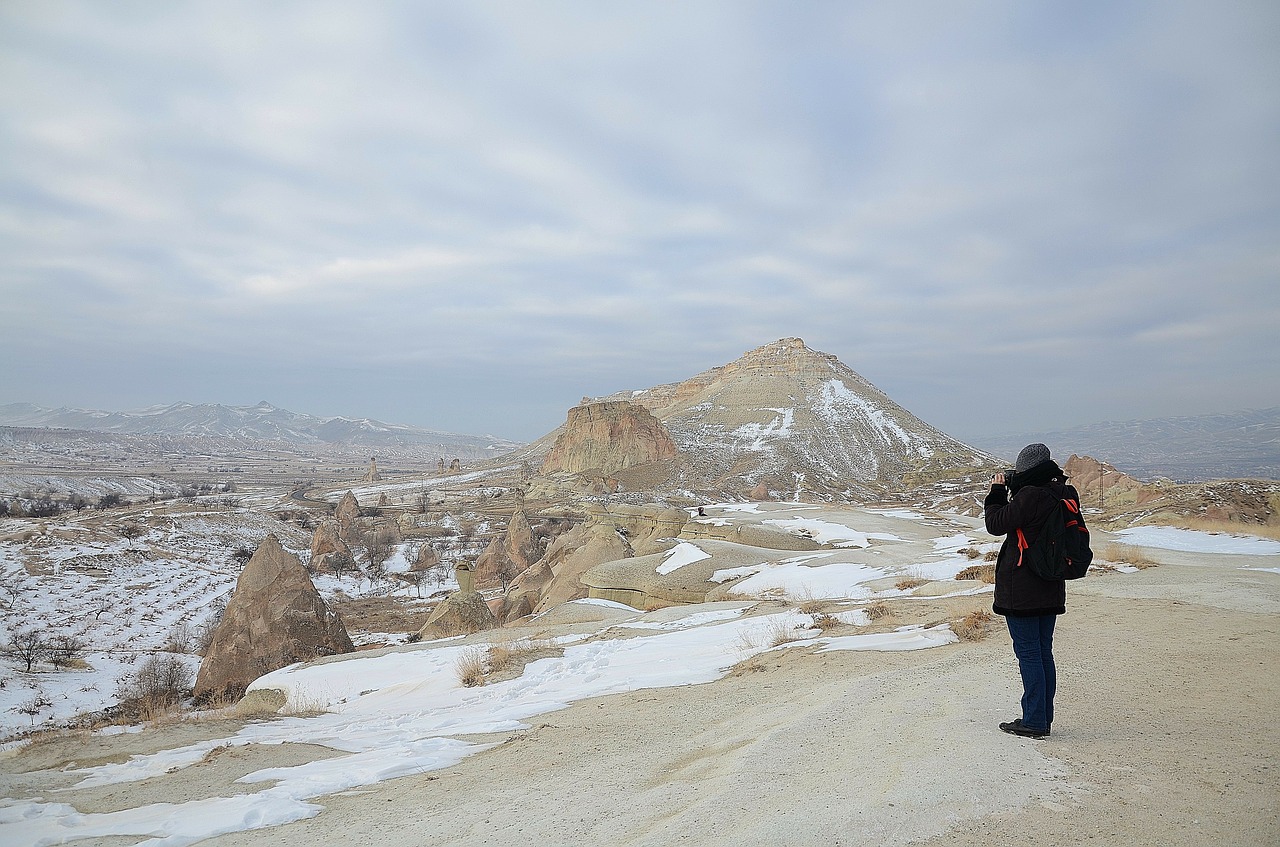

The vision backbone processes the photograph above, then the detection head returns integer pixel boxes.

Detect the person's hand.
[992,472,1006,486]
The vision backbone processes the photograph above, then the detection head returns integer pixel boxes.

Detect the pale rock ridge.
[194,534,354,701]
[540,401,678,477]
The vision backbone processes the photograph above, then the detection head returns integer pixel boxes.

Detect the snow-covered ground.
[1114,525,1280,555]
[2,604,957,846]
[2,503,1277,846]
[0,507,442,739]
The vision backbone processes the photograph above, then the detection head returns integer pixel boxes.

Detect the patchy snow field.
[2,501,1277,846]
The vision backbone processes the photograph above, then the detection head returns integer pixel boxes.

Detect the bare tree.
[117,654,192,715]
[119,523,145,550]
[49,634,86,668]
[360,526,396,578]
[6,630,46,672]
[14,693,53,726]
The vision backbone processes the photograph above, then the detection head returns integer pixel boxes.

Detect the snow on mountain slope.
[526,338,998,498]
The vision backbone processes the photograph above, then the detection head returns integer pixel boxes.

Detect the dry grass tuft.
[983,550,998,562]
[864,601,891,621]
[767,618,807,647]
[956,564,997,584]
[456,646,488,687]
[895,577,928,591]
[952,610,994,642]
[1102,544,1158,568]
[810,613,841,631]
[958,547,983,559]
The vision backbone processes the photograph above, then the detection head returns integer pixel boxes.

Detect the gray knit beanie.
[1014,443,1051,474]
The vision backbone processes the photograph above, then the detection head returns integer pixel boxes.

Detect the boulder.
[540,400,678,476]
[194,535,353,702]
[416,591,497,640]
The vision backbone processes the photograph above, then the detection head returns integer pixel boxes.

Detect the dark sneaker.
[999,719,1049,738]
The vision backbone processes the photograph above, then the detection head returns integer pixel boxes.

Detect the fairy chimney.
[194,535,354,702]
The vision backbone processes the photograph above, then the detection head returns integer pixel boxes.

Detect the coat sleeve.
[985,485,1042,537]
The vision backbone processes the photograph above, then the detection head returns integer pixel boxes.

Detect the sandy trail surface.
[2,555,1277,847]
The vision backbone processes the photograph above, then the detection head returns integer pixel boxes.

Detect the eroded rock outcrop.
[362,457,382,483]
[475,504,541,588]
[499,520,632,622]
[540,401,678,477]
[308,519,353,572]
[194,535,354,702]
[334,491,361,545]
[416,590,497,640]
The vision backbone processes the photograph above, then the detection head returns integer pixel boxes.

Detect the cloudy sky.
[1,1,1277,444]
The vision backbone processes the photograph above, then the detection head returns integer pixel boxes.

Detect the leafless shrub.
[811,613,841,631]
[864,601,891,621]
[117,654,193,719]
[166,622,193,654]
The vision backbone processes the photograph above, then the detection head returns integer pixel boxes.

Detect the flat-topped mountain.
[523,338,998,499]
[0,401,520,458]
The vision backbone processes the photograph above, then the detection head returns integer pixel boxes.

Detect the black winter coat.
[984,479,1078,617]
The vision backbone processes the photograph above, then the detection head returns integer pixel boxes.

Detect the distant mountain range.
[0,401,522,459]
[969,408,1280,482]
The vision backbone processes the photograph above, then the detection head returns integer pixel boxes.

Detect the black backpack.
[1014,494,1093,581]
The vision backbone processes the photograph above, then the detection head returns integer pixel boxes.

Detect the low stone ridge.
[540,401,678,477]
[194,534,354,702]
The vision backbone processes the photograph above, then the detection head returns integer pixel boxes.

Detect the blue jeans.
[1006,615,1057,732]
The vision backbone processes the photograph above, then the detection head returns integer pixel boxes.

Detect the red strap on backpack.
[1015,528,1029,567]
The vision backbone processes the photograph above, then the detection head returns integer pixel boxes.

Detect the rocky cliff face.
[540,401,678,477]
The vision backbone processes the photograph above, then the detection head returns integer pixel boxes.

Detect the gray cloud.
[1,1,1277,442]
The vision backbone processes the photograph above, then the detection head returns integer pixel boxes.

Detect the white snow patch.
[1114,526,1280,555]
[656,541,712,575]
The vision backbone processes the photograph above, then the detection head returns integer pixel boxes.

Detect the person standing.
[984,442,1083,739]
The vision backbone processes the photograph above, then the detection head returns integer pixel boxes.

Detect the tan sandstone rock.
[540,401,678,477]
[194,534,354,702]
[416,591,497,640]
[308,519,352,572]
[334,491,361,545]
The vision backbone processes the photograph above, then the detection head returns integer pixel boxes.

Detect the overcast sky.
[1,1,1277,444]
